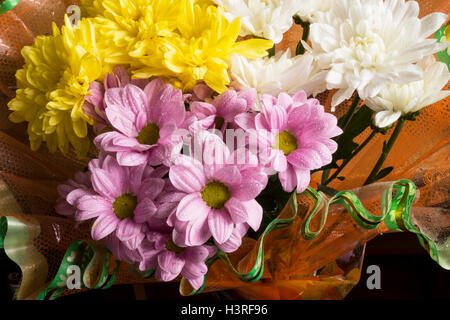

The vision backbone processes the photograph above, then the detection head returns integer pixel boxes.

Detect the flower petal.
[176,193,209,222]
[91,214,119,241]
[241,199,263,231]
[208,209,233,244]
[224,197,248,224]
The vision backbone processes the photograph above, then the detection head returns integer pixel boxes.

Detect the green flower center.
[274,131,298,156]
[113,193,137,220]
[201,181,231,209]
[165,238,184,255]
[137,122,160,145]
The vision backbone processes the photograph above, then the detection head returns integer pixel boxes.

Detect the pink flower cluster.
[57,67,342,289]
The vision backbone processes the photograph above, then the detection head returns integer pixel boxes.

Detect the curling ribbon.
[0,0,20,14]
[0,179,442,299]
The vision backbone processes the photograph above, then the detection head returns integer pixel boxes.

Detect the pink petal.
[212,166,242,186]
[77,195,112,212]
[66,188,91,206]
[116,151,148,167]
[272,149,288,172]
[224,198,248,224]
[295,168,311,193]
[261,104,287,132]
[185,215,211,247]
[187,277,205,290]
[122,84,148,115]
[169,157,206,193]
[157,251,185,281]
[241,200,263,231]
[215,92,247,122]
[215,223,248,253]
[137,178,165,201]
[278,165,297,192]
[116,219,142,243]
[207,209,233,244]
[234,112,256,130]
[190,102,217,119]
[104,88,138,137]
[91,168,121,200]
[229,169,267,201]
[183,246,210,263]
[237,88,257,110]
[55,200,75,217]
[181,261,208,280]
[288,148,323,170]
[134,198,158,224]
[176,193,209,222]
[277,92,293,110]
[91,214,119,240]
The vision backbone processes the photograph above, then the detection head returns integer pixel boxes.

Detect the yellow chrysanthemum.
[81,0,182,66]
[81,0,273,93]
[8,16,104,158]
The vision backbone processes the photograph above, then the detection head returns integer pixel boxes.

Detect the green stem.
[364,118,406,186]
[268,44,276,57]
[321,94,361,184]
[296,21,310,55]
[324,129,377,186]
[339,94,361,133]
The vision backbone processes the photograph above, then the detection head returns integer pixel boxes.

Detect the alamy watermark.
[366,265,381,290]
[66,5,81,26]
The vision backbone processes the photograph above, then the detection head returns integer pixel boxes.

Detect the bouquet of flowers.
[0,0,449,300]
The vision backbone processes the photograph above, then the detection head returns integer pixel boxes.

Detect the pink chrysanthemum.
[69,155,165,250]
[138,231,216,290]
[83,66,149,133]
[103,233,142,267]
[189,89,257,132]
[94,79,186,167]
[167,131,267,251]
[55,171,93,218]
[236,91,342,193]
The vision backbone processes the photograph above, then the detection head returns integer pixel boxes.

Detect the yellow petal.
[231,39,273,59]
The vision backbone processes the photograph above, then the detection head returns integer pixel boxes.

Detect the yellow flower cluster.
[82,0,273,92]
[8,17,104,158]
[8,0,272,158]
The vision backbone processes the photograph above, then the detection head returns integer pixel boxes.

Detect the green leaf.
[375,167,394,181]
[317,184,339,197]
[249,176,292,239]
[434,24,450,71]
[333,105,373,161]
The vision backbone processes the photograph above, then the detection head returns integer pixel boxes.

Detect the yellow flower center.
[165,238,184,255]
[274,131,298,156]
[113,193,137,220]
[201,181,231,209]
[137,122,160,145]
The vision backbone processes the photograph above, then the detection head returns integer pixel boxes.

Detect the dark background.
[1,232,449,301]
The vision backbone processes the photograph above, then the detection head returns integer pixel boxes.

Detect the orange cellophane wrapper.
[0,0,448,300]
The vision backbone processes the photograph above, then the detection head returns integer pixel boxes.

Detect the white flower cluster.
[220,0,450,128]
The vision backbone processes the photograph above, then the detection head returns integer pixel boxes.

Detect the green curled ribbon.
[36,240,121,300]
[300,180,439,264]
[0,0,20,14]
[0,179,442,299]
[187,180,441,295]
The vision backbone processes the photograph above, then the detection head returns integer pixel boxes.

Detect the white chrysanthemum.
[366,56,450,128]
[309,0,449,109]
[229,49,328,109]
[212,0,302,44]
[296,0,334,23]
